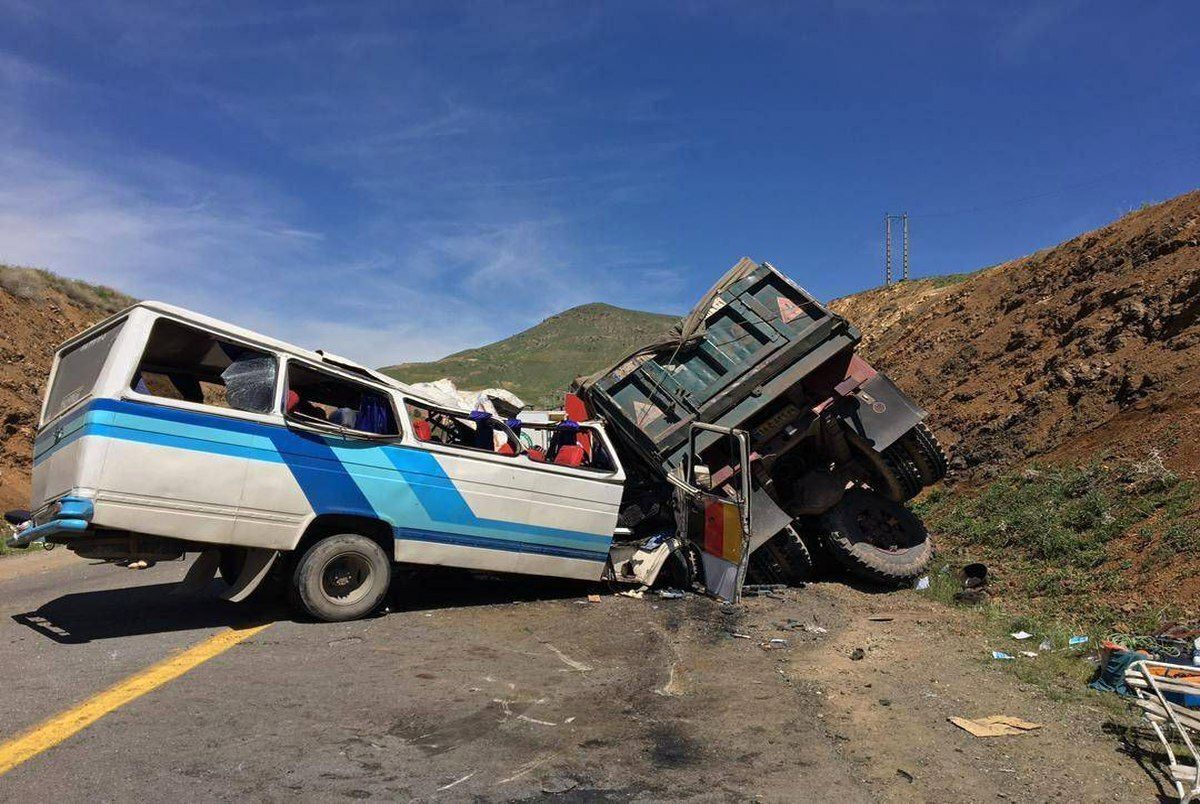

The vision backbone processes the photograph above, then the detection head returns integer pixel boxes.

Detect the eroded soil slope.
[831,190,1200,478]
[0,267,133,511]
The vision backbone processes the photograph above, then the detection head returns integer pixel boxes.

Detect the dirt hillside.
[831,190,1200,479]
[0,266,134,512]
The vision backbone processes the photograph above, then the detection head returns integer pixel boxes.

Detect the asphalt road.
[0,550,866,802]
[0,550,1160,802]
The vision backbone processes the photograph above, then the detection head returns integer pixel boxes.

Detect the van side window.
[405,403,520,456]
[286,362,399,436]
[131,318,277,414]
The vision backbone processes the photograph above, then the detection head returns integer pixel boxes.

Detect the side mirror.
[692,464,712,490]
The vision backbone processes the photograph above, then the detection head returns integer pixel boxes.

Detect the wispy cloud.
[0,5,688,367]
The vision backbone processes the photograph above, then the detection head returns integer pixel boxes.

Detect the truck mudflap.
[836,371,925,453]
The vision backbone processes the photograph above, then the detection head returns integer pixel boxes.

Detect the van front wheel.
[291,533,391,622]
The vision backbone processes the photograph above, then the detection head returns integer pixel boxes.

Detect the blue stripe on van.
[395,526,607,562]
[35,398,612,557]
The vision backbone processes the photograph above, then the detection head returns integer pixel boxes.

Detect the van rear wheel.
[291,533,391,622]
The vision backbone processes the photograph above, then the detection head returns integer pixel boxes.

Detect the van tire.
[291,533,391,622]
[820,489,932,585]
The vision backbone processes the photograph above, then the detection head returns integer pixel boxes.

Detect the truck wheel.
[899,422,948,486]
[848,435,923,503]
[747,527,814,586]
[291,533,391,622]
[820,489,932,585]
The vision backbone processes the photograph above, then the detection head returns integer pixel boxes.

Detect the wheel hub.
[855,507,910,552]
[320,553,372,605]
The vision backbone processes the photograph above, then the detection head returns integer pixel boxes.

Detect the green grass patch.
[914,451,1196,632]
[0,540,46,559]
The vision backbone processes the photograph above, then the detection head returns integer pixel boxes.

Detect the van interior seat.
[497,442,516,456]
[413,419,433,441]
[553,445,586,467]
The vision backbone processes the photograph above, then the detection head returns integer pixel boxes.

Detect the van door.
[398,404,624,581]
[33,317,128,511]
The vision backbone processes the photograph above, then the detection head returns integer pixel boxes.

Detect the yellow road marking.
[0,623,271,776]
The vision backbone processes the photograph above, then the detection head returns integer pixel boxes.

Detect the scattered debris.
[1069,635,1090,646]
[1020,651,1039,658]
[586,594,602,603]
[914,576,930,591]
[804,624,829,635]
[742,584,788,598]
[656,589,685,599]
[949,715,1043,738]
[850,648,866,661]
[436,771,477,791]
[762,638,788,650]
[962,562,988,588]
[954,588,988,604]
[1011,631,1033,640]
[546,644,593,673]
[1038,638,1054,652]
[896,768,915,783]
[992,651,1015,660]
[868,615,895,622]
[541,776,579,795]
[497,758,550,785]
[618,587,647,599]
[730,632,752,640]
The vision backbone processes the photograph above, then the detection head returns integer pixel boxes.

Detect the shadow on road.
[11,568,596,643]
[390,567,596,612]
[11,581,285,644]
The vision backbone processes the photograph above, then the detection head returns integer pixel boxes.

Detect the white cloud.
[0,8,685,369]
[0,144,511,364]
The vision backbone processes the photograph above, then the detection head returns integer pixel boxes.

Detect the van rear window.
[43,320,126,424]
[131,318,277,414]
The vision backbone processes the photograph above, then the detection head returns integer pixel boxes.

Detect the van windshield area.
[131,318,277,414]
[518,420,617,472]
[406,403,520,455]
[285,363,399,436]
[43,319,126,424]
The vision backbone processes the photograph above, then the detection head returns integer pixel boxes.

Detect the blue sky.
[0,2,1196,366]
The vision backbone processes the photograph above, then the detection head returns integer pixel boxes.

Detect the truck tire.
[291,533,391,622]
[747,527,814,586]
[898,422,948,487]
[846,433,922,503]
[820,489,932,585]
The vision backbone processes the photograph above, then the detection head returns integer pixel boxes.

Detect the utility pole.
[883,213,910,284]
[884,215,892,285]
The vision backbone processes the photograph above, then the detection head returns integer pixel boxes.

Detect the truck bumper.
[5,496,93,548]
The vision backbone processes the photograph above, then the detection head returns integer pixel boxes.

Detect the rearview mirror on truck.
[692,464,712,490]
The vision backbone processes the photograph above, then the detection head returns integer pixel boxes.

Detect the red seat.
[525,447,547,462]
[413,419,433,441]
[497,442,516,456]
[553,445,586,467]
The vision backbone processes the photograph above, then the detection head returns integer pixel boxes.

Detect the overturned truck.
[574,258,945,596]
